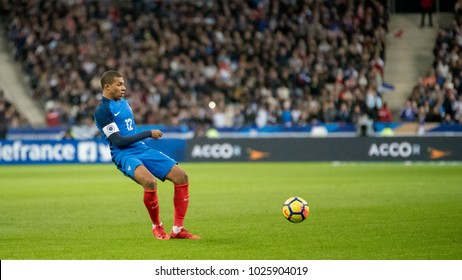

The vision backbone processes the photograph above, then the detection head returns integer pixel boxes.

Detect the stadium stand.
[3,0,391,136]
[402,2,462,124]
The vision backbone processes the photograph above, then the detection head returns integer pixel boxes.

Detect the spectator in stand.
[420,0,434,28]
[0,89,30,135]
[456,0,462,19]
[0,101,7,140]
[365,85,383,120]
[377,102,392,123]
[400,99,418,122]
[335,102,352,123]
[442,87,458,122]
[426,104,443,122]
[455,94,462,123]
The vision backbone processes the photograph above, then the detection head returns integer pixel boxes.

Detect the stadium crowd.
[0,88,30,138]
[4,0,391,135]
[402,0,462,124]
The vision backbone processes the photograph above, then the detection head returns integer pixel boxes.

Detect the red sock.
[173,183,189,227]
[144,190,161,226]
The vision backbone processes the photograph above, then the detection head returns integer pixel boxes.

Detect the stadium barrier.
[0,137,460,165]
[186,137,462,162]
[0,139,186,165]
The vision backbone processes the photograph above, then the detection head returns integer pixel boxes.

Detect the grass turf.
[0,163,461,260]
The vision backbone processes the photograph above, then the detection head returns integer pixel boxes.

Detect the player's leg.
[165,165,189,229]
[140,149,200,239]
[165,165,200,239]
[133,165,169,240]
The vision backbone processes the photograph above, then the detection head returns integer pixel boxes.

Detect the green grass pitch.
[0,162,461,260]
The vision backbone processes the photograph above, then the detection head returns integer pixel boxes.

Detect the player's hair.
[100,70,122,89]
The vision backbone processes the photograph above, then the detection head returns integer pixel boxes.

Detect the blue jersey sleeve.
[109,130,152,148]
[94,99,120,140]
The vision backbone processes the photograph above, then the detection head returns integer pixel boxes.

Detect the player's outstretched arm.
[108,130,162,148]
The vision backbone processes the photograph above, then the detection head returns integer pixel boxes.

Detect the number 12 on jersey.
[125,118,134,131]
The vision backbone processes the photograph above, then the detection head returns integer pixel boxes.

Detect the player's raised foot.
[169,228,200,240]
[152,224,170,240]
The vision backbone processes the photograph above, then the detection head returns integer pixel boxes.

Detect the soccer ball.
[282,196,310,223]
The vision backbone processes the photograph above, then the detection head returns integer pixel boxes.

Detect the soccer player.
[94,70,199,240]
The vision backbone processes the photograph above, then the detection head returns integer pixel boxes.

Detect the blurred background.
[0,0,461,163]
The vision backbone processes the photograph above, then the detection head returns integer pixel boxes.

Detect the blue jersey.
[94,96,177,181]
[94,97,145,156]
